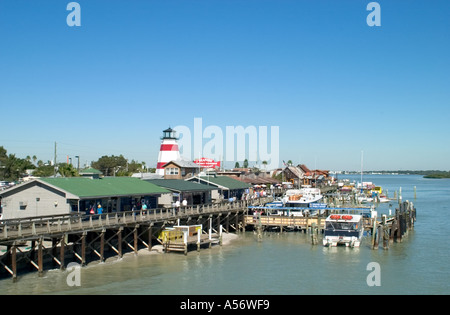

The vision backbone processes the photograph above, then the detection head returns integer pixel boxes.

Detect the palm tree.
[262,160,268,170]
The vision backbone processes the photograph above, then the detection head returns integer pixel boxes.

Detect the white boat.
[357,195,373,204]
[323,214,364,247]
[282,188,323,207]
[377,194,390,203]
[267,188,323,217]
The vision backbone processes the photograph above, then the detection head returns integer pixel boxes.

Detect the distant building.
[79,167,103,179]
[282,164,331,187]
[162,160,200,180]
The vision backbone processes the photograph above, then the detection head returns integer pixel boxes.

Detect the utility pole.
[54,142,57,177]
[75,155,80,172]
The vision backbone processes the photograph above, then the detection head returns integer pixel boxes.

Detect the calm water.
[1,175,449,295]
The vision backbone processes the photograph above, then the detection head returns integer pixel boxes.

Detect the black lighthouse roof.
[161,127,178,140]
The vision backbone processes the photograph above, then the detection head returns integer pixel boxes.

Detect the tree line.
[0,146,153,181]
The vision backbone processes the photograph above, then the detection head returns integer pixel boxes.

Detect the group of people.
[87,204,103,215]
[86,199,149,216]
[172,198,188,208]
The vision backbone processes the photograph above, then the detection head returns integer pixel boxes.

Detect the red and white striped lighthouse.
[156,127,181,176]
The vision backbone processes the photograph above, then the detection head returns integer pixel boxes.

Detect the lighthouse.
[156,127,181,176]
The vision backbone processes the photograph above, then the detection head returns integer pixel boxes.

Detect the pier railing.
[0,197,272,242]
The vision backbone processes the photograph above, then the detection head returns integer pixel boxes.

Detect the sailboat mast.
[360,150,364,188]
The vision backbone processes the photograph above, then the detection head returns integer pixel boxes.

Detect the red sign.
[194,158,221,168]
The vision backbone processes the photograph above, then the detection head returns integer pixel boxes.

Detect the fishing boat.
[323,214,364,247]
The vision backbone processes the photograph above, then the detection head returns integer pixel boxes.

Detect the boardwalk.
[0,197,272,281]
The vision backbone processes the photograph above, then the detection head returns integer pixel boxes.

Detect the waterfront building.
[0,177,170,219]
[146,179,215,206]
[282,164,331,187]
[186,173,251,201]
[162,159,200,180]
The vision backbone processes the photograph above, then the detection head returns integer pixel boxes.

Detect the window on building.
[165,167,179,175]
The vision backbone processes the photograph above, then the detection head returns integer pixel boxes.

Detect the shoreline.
[99,232,240,264]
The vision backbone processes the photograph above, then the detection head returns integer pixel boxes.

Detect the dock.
[245,205,374,232]
[245,200,416,249]
[158,228,222,254]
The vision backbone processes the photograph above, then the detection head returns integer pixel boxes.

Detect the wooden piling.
[197,229,201,252]
[382,216,389,250]
[81,232,86,266]
[60,234,66,270]
[371,218,377,249]
[38,237,43,276]
[311,223,318,245]
[11,244,17,282]
[118,228,123,258]
[100,230,105,262]
[372,225,379,250]
[147,225,153,251]
[134,225,139,254]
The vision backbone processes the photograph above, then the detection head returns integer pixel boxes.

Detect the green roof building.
[146,179,215,206]
[0,177,170,219]
[186,174,251,200]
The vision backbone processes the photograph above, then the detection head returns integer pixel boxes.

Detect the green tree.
[0,146,35,181]
[234,162,240,168]
[243,159,249,168]
[91,155,128,176]
[58,163,79,177]
[126,159,145,174]
[32,164,55,177]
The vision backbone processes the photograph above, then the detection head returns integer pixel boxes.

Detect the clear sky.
[1,0,449,171]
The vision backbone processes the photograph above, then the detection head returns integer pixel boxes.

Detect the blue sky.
[1,0,449,171]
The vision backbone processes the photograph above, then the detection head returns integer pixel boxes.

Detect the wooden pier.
[245,205,374,232]
[245,215,326,232]
[245,200,417,249]
[159,229,222,254]
[0,197,272,281]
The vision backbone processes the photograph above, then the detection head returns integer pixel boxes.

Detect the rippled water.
[1,175,449,295]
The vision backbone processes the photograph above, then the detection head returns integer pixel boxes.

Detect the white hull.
[323,236,362,248]
[323,214,363,248]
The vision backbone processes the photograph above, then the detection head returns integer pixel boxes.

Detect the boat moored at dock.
[323,214,364,248]
[284,188,323,206]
